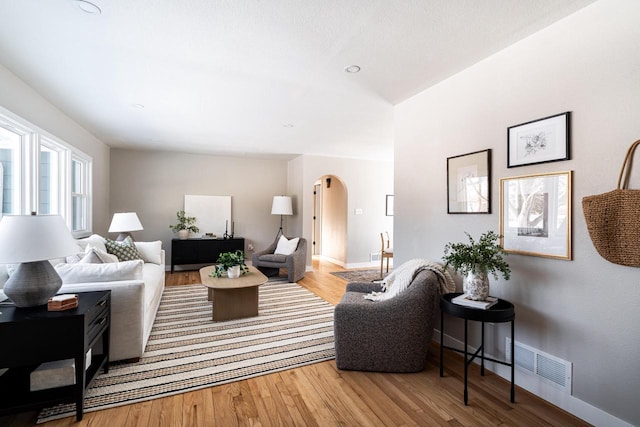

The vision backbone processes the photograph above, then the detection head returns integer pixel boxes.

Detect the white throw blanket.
[364,259,455,301]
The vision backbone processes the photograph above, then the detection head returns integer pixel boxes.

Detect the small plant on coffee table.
[210,250,249,278]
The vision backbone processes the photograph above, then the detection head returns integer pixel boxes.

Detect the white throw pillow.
[78,247,119,264]
[78,249,103,264]
[54,260,144,284]
[134,241,162,264]
[68,245,118,264]
[91,246,119,263]
[274,236,300,256]
[76,234,107,254]
[5,263,18,276]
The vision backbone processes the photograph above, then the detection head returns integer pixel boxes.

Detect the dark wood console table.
[171,237,245,272]
[0,291,110,421]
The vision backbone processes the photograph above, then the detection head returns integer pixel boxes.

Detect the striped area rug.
[38,279,335,423]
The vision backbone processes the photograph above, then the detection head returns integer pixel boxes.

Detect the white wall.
[0,64,111,233]
[109,149,288,266]
[395,0,639,425]
[290,155,393,268]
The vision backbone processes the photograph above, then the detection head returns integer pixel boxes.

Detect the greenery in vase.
[169,210,199,234]
[209,250,249,278]
[442,231,511,280]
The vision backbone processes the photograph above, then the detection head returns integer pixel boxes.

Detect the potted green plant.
[169,210,199,239]
[209,250,249,278]
[442,230,510,301]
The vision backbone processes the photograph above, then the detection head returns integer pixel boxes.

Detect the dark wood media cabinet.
[171,237,245,272]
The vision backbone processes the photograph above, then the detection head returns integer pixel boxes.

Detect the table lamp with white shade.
[108,212,143,241]
[271,196,293,238]
[0,214,80,307]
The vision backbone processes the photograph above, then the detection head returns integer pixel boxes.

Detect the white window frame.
[37,135,66,216]
[0,117,29,215]
[70,153,92,236]
[0,106,93,237]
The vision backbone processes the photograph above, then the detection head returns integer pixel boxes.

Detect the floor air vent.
[506,338,572,393]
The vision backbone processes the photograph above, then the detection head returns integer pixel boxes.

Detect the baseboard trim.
[433,330,632,427]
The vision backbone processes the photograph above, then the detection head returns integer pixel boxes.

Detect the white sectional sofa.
[0,234,165,362]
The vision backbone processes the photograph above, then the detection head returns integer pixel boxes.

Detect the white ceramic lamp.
[271,196,293,238]
[0,214,80,307]
[108,212,143,241]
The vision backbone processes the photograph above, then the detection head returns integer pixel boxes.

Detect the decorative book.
[452,294,498,310]
[47,294,78,311]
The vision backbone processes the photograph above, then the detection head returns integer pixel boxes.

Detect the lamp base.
[3,261,63,307]
[116,232,133,241]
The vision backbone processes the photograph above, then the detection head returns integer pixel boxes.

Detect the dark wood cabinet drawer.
[86,292,109,324]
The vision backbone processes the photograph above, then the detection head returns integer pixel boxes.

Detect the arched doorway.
[311,174,348,265]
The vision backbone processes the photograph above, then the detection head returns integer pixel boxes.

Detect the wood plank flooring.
[1,259,589,426]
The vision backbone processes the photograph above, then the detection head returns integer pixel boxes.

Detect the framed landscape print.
[499,171,572,260]
[507,112,570,168]
[447,149,491,214]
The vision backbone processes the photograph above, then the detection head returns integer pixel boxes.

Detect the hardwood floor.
[1,259,589,426]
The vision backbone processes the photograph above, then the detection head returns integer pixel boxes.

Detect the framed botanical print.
[507,112,570,168]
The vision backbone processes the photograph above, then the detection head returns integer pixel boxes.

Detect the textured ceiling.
[0,0,596,160]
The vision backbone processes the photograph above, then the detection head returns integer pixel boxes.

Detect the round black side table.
[439,292,516,405]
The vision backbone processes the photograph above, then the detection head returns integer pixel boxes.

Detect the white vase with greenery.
[227,265,241,278]
[169,210,199,240]
[442,231,511,301]
[209,250,248,279]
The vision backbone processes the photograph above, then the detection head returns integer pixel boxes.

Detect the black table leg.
[481,321,485,376]
[464,319,468,405]
[510,319,515,403]
[440,309,444,377]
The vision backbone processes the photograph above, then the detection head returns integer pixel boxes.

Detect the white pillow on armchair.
[274,236,300,255]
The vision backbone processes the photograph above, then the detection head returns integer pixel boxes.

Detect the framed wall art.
[386,194,394,216]
[499,171,572,260]
[447,149,491,214]
[507,112,570,168]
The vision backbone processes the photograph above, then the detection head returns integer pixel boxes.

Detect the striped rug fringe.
[37,279,335,423]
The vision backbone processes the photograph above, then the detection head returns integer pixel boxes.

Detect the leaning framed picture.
[499,171,572,260]
[507,112,570,168]
[447,149,491,214]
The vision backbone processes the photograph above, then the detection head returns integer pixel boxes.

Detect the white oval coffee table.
[199,265,268,321]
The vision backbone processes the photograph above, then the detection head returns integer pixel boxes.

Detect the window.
[0,124,24,215]
[71,155,91,233]
[39,137,63,215]
[0,107,92,236]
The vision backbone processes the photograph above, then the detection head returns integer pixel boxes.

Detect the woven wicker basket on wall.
[582,139,640,267]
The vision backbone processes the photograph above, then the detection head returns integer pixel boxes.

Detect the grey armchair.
[252,237,307,283]
[333,269,440,372]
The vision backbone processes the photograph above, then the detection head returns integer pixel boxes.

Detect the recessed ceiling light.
[131,103,145,109]
[75,0,102,14]
[283,123,294,128]
[344,65,361,73]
